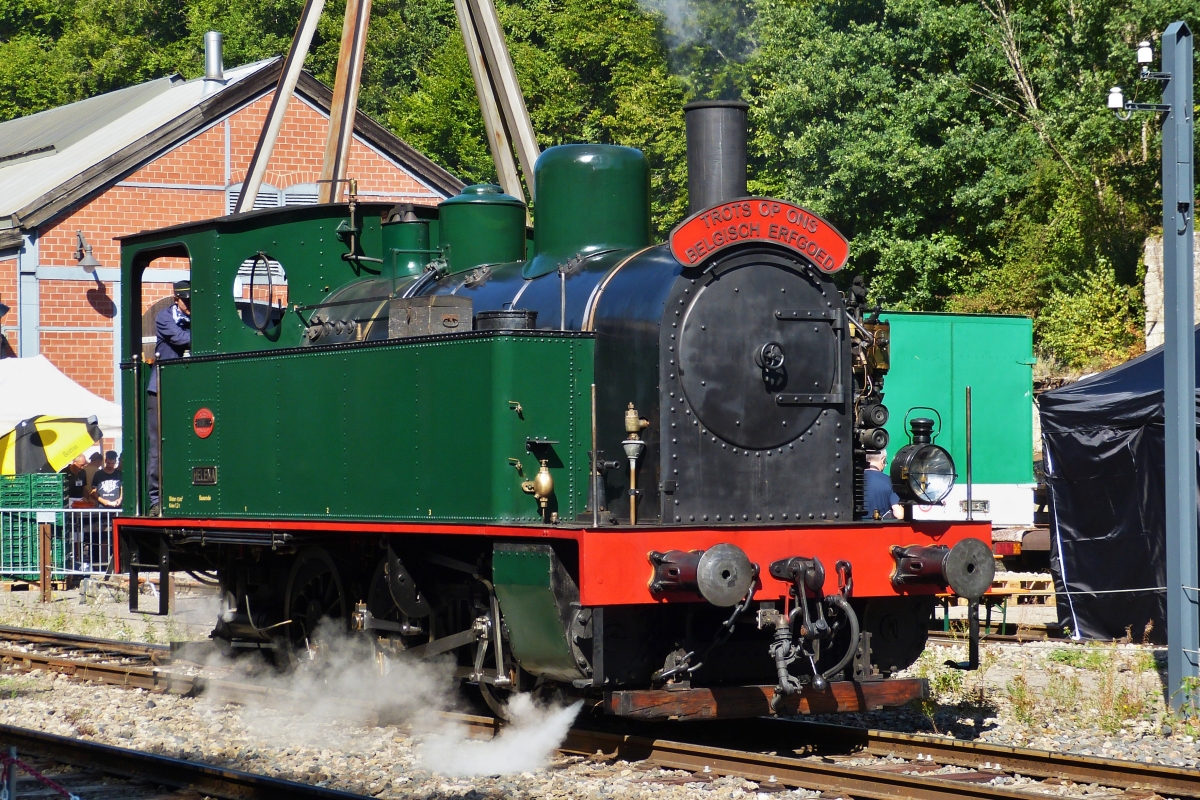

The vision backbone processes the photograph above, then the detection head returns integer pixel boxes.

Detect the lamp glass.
[905,445,956,504]
[1137,41,1154,64]
[78,246,102,272]
[1107,86,1125,109]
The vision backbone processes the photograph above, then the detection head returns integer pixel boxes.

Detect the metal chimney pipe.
[204,31,225,83]
[684,100,749,214]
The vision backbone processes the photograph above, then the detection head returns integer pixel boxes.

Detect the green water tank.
[526,145,650,278]
[438,184,527,274]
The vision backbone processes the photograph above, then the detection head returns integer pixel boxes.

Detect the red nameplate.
[669,198,849,273]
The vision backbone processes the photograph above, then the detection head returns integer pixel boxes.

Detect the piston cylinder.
[890,538,995,600]
[649,543,756,607]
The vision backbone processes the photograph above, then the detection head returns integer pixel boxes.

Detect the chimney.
[684,100,749,214]
[204,31,225,83]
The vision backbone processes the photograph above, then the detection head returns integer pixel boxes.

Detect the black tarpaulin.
[1037,328,1200,643]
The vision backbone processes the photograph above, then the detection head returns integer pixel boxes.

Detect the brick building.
[0,52,462,446]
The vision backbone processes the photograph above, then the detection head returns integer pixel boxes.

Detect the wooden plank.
[603,679,928,721]
[317,0,371,203]
[453,0,523,202]
[237,0,326,212]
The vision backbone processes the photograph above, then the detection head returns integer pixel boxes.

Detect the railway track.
[0,627,1195,799]
[0,723,374,798]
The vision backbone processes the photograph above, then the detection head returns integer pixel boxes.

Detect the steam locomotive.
[114,101,993,720]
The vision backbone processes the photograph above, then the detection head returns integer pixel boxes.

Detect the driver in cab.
[865,450,904,520]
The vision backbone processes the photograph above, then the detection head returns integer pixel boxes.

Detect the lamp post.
[1109,22,1198,710]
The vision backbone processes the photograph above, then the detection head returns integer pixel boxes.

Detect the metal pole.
[465,0,541,198]
[38,522,51,603]
[6,746,16,799]
[1161,21,1199,710]
[591,383,599,528]
[965,385,973,521]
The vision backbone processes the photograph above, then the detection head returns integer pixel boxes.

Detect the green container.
[880,312,1034,485]
[382,219,434,278]
[438,185,527,275]
[526,145,650,279]
[31,474,64,509]
[0,475,30,509]
[1,514,35,576]
[30,474,64,492]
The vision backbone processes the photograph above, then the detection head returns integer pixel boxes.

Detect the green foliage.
[388,0,688,230]
[747,0,1178,363]
[1037,264,1144,367]
[0,0,1190,363]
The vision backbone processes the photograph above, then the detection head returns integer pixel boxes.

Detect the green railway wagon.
[880,312,1035,525]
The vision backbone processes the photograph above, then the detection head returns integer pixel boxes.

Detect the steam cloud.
[641,0,704,45]
[420,695,584,777]
[193,620,581,776]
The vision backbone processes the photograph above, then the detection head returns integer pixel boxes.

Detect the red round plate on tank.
[669,198,849,273]
[193,408,214,439]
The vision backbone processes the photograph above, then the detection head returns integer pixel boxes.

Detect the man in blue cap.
[147,280,190,515]
[864,449,904,520]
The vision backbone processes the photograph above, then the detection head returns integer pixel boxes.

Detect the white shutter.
[226,184,282,214]
[283,183,320,206]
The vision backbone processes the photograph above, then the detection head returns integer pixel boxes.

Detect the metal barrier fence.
[0,508,119,579]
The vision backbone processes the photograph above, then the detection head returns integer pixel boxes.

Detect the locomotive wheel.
[284,547,348,650]
[859,597,935,675]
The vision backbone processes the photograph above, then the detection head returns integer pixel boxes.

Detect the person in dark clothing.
[147,281,190,514]
[864,450,903,520]
[93,450,122,508]
[63,455,90,507]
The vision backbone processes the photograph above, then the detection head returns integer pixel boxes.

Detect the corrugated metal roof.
[0,60,277,221]
[0,76,181,166]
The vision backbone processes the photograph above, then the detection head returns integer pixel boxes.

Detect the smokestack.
[204,31,225,83]
[684,100,749,214]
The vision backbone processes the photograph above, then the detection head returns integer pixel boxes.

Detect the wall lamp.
[1108,40,1172,120]
[74,231,104,284]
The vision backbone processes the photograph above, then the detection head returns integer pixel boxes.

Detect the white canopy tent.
[0,356,122,450]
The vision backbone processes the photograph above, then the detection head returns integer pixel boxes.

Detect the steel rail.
[0,641,502,735]
[767,720,1200,798]
[2,629,1195,799]
[561,728,1040,800]
[0,723,371,799]
[0,624,170,660]
[925,630,1062,645]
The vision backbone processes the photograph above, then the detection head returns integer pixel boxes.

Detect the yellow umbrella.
[0,415,102,475]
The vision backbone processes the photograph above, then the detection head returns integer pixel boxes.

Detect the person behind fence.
[63,455,91,508]
[147,281,190,515]
[83,450,122,572]
[865,449,904,520]
[84,451,103,488]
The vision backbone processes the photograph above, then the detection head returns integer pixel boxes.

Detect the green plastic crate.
[0,476,30,509]
[29,474,63,491]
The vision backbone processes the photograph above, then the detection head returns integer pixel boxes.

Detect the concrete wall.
[1143,232,1200,350]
